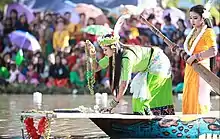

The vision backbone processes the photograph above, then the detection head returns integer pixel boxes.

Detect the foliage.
[210,7,220,24]
[0,0,13,11]
[161,0,220,23]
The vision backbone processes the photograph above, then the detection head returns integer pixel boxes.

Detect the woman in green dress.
[87,34,174,115]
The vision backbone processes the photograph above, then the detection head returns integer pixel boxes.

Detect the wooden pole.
[140,15,220,95]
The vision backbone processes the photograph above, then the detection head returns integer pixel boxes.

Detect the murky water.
[0,94,219,138]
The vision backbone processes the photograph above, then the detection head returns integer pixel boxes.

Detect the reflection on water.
[0,94,219,138]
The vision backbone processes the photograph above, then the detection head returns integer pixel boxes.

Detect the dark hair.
[147,14,155,21]
[212,16,216,26]
[103,34,123,94]
[10,9,18,19]
[0,57,5,66]
[87,17,96,25]
[177,18,186,28]
[19,14,28,23]
[164,14,171,22]
[109,47,123,94]
[0,11,3,21]
[33,12,40,17]
[79,13,86,17]
[64,12,71,15]
[104,34,139,95]
[56,17,66,24]
[189,5,213,28]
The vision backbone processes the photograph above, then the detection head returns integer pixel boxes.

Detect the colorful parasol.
[81,25,113,36]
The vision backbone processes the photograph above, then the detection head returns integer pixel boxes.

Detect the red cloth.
[86,33,97,42]
[66,55,78,70]
[127,38,141,45]
[54,78,69,88]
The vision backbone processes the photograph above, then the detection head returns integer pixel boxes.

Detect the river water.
[0,94,219,138]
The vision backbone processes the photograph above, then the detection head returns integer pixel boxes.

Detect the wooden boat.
[21,110,220,138]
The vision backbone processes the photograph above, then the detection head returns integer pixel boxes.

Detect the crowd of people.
[0,5,219,94]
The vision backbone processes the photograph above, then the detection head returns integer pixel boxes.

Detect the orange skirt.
[182,63,211,114]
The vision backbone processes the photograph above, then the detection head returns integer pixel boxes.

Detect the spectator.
[151,22,164,47]
[40,20,54,57]
[7,62,19,83]
[33,12,41,25]
[26,62,39,86]
[64,12,77,46]
[49,55,69,88]
[74,13,86,44]
[3,17,14,35]
[15,14,29,32]
[9,9,18,27]
[162,14,176,41]
[87,17,96,26]
[173,19,186,42]
[36,56,49,83]
[53,19,69,53]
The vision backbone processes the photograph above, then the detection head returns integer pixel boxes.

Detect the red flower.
[24,117,48,139]
[38,117,48,135]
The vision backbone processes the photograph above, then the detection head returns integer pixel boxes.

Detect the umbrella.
[163,7,185,26]
[74,3,108,25]
[51,0,80,24]
[8,30,41,52]
[5,3,35,23]
[177,0,194,9]
[58,7,80,24]
[16,0,139,10]
[64,0,77,7]
[82,25,113,36]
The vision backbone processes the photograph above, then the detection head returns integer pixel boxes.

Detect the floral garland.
[85,40,95,95]
[183,25,207,55]
[24,116,50,139]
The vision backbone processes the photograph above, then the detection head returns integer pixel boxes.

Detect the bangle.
[199,53,203,60]
[196,53,203,61]
[195,53,200,61]
[109,98,119,108]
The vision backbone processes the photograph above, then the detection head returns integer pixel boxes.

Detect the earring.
[111,45,116,49]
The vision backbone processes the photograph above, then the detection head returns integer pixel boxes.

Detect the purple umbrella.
[8,30,41,52]
[58,2,80,24]
[5,3,35,23]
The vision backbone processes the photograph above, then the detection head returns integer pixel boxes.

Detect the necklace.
[184,25,207,55]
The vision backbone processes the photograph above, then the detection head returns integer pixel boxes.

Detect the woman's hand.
[86,40,96,58]
[100,98,119,113]
[186,54,197,65]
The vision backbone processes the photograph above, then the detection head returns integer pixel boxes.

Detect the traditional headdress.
[98,14,131,49]
[98,34,120,48]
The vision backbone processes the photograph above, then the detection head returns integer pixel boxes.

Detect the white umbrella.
[163,7,186,26]
[8,30,41,52]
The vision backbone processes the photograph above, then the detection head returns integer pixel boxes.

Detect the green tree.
[0,0,13,11]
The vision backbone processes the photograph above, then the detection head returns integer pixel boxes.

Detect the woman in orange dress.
[183,5,218,114]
